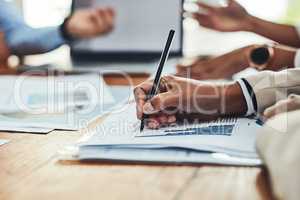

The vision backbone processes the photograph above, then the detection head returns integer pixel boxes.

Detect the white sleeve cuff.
[295,49,300,68]
[236,79,255,116]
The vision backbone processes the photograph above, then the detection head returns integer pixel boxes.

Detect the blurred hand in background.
[66,7,115,39]
[189,0,300,47]
[192,0,251,32]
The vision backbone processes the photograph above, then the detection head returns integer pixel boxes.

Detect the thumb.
[143,92,178,114]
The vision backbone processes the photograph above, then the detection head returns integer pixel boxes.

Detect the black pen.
[140,29,175,132]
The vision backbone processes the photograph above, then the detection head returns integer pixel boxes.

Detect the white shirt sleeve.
[295,49,300,68]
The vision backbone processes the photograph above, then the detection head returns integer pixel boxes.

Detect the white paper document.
[0,74,115,132]
[73,103,263,166]
[0,74,114,114]
[0,124,52,133]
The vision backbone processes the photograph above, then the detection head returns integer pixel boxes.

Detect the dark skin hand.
[176,45,252,80]
[66,7,115,39]
[176,44,298,80]
[134,75,247,129]
[191,0,300,47]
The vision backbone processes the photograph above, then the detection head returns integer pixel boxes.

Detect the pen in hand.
[140,29,175,132]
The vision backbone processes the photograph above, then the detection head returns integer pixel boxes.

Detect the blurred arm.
[247,16,300,48]
[193,0,300,48]
[0,0,65,56]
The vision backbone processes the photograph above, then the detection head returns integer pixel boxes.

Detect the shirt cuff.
[236,79,256,116]
[295,49,300,68]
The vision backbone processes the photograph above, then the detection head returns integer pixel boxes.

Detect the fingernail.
[143,102,155,114]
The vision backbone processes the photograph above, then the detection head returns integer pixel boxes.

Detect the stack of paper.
[67,103,263,166]
[0,74,115,133]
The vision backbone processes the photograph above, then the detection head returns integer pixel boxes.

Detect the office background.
[7,0,300,67]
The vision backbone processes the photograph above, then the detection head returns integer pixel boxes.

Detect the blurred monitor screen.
[71,0,183,61]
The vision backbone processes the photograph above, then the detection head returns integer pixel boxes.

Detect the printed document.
[75,103,263,165]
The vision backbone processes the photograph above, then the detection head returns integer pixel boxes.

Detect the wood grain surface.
[0,75,274,200]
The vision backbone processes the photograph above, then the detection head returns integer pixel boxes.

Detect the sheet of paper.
[78,146,261,166]
[0,104,111,131]
[79,103,262,159]
[0,74,114,113]
[0,74,115,131]
[0,125,52,133]
[0,139,9,146]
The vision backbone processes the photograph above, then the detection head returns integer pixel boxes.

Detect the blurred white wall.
[22,0,72,27]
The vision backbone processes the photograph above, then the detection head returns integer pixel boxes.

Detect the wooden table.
[0,74,274,200]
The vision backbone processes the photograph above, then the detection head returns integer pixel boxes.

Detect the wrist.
[271,45,297,69]
[60,16,76,42]
[225,82,248,115]
[225,45,254,71]
[243,15,259,32]
[195,83,247,116]
[240,45,256,67]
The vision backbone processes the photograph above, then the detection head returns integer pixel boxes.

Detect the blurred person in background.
[177,0,300,80]
[173,2,300,198]
[0,0,115,66]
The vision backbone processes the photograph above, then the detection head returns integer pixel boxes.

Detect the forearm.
[5,26,65,56]
[217,46,250,70]
[246,15,300,48]
[207,45,254,77]
[221,82,248,115]
[267,45,297,70]
[196,82,247,116]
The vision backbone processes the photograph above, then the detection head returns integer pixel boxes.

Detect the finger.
[97,8,110,32]
[143,92,177,115]
[146,118,160,129]
[157,114,176,124]
[263,106,281,119]
[89,9,105,34]
[176,112,218,123]
[134,80,153,102]
[106,7,116,18]
[145,114,177,129]
[134,81,153,119]
[264,100,290,119]
[100,8,114,32]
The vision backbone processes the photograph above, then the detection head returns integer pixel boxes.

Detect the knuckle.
[151,96,162,109]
